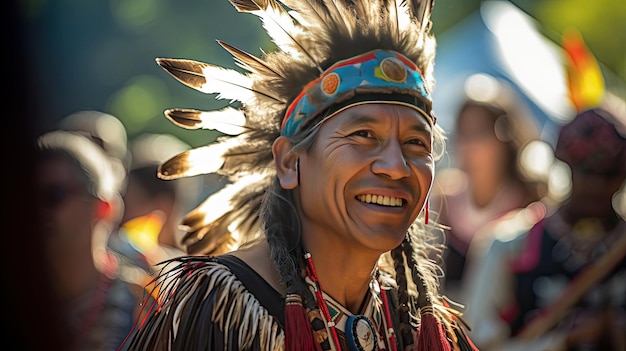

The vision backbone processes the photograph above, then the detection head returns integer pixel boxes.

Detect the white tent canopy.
[432,0,575,147]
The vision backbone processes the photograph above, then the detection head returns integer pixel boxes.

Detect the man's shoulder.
[125,255,285,350]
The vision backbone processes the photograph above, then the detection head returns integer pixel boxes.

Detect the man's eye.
[351,130,372,138]
[406,138,426,146]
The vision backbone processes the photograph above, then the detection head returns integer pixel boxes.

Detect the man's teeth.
[357,194,403,206]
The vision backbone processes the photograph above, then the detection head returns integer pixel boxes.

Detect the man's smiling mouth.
[356,194,404,207]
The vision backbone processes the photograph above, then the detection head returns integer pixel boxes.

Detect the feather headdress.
[156,0,437,255]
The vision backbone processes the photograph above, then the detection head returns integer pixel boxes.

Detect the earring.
[296,158,300,185]
[424,199,429,224]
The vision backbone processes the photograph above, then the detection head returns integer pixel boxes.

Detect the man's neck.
[305,241,380,314]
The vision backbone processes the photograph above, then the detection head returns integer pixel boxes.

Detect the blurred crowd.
[27,110,220,350]
[434,78,626,350]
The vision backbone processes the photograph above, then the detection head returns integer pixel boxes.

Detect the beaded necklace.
[304,252,398,351]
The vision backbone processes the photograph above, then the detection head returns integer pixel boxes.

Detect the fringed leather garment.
[123,255,478,351]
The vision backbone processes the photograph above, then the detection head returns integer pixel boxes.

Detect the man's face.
[454,105,508,180]
[37,157,97,256]
[296,103,434,254]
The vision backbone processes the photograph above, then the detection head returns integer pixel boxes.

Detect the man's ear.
[272,136,299,190]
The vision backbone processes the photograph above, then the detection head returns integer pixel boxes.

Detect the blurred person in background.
[35,130,140,351]
[56,110,165,320]
[58,110,131,195]
[431,74,549,300]
[461,96,626,351]
[108,133,208,302]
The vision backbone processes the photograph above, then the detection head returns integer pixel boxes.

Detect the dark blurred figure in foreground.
[2,2,65,350]
[431,74,548,300]
[462,96,626,351]
[35,130,140,351]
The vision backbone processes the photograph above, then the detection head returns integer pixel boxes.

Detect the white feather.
[253,6,306,58]
[195,173,267,225]
[396,0,412,31]
[199,65,256,103]
[183,137,244,176]
[197,108,247,135]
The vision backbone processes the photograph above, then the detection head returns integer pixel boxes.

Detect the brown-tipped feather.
[156,58,208,91]
[158,58,281,102]
[217,40,285,79]
[160,57,284,103]
[158,142,233,180]
[157,151,194,180]
[164,109,203,130]
[229,0,271,12]
[165,107,248,135]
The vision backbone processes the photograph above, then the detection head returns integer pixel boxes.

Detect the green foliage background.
[19,0,626,147]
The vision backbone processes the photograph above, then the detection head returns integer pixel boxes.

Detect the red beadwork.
[305,253,341,350]
[304,253,398,351]
[377,278,398,351]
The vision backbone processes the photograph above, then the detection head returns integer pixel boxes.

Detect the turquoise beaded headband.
[280,49,435,136]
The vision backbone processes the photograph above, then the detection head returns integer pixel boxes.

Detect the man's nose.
[371,140,411,179]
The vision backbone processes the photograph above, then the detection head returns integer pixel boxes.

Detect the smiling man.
[123,1,478,351]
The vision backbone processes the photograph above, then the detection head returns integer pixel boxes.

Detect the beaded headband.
[281,50,435,136]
